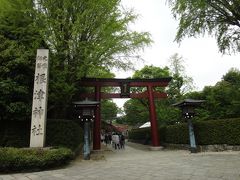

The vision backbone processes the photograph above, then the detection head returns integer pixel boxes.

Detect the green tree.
[0,0,43,121]
[132,65,170,93]
[34,0,152,118]
[167,0,240,54]
[123,65,181,126]
[131,65,170,111]
[133,65,170,79]
[101,99,118,124]
[167,53,195,102]
[186,68,240,120]
[123,99,149,126]
[223,68,240,85]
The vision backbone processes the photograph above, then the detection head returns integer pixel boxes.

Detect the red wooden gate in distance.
[78,78,172,150]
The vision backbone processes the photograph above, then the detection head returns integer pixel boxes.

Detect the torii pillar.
[147,85,160,147]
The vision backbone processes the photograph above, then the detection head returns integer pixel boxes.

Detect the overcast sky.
[116,0,240,89]
[114,0,240,107]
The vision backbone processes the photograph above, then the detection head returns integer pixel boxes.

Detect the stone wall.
[163,143,240,152]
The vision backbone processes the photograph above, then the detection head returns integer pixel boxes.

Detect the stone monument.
[30,49,49,147]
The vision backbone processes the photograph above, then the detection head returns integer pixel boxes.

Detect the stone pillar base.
[189,147,198,153]
[149,146,164,151]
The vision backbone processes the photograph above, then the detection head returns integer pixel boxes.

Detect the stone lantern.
[73,99,100,160]
[173,99,204,153]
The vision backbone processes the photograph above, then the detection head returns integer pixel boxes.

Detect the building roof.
[139,122,151,128]
[72,99,100,107]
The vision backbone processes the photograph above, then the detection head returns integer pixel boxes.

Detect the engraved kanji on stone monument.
[30,49,49,147]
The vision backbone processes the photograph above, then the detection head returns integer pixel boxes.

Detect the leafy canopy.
[122,65,182,126]
[101,100,118,123]
[167,53,195,102]
[33,0,152,118]
[0,0,152,120]
[35,0,152,77]
[167,0,240,54]
[186,68,240,120]
[0,0,43,121]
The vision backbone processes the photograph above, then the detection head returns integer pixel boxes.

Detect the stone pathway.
[0,142,240,180]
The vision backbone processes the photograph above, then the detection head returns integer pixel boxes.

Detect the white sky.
[114,0,240,107]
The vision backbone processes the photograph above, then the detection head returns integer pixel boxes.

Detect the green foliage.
[155,100,182,126]
[0,121,30,147]
[34,0,152,118]
[223,68,240,85]
[0,147,73,172]
[195,118,240,145]
[0,0,43,121]
[101,100,118,123]
[129,118,240,145]
[36,0,152,73]
[123,65,172,125]
[123,99,149,126]
[164,123,189,144]
[186,68,240,120]
[0,0,151,121]
[123,65,183,126]
[167,53,195,102]
[133,65,170,79]
[46,119,83,151]
[132,65,170,93]
[0,119,83,151]
[167,0,240,54]
[128,127,151,144]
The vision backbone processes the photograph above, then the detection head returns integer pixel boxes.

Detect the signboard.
[120,82,130,98]
[30,49,49,147]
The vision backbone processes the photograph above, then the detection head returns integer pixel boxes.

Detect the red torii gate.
[78,77,172,150]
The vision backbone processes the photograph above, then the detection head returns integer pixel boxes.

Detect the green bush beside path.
[129,118,240,145]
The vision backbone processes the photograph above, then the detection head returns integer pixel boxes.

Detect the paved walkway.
[1,142,240,180]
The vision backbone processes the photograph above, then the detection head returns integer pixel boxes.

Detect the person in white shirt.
[112,133,120,149]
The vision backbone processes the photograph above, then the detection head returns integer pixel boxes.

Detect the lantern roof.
[73,99,100,107]
[172,99,205,107]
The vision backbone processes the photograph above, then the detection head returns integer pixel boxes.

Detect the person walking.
[112,133,120,149]
[120,134,125,149]
[101,133,105,143]
[108,133,112,145]
[104,133,109,145]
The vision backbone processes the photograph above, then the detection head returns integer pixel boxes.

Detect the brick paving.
[0,142,240,180]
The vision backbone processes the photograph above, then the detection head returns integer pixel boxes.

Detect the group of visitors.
[101,132,125,150]
[101,133,112,145]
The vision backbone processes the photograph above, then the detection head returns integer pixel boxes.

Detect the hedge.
[0,119,83,151]
[163,123,189,144]
[46,119,83,151]
[195,118,240,145]
[129,118,240,145]
[0,147,73,172]
[128,127,151,144]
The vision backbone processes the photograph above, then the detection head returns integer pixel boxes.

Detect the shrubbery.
[0,121,30,147]
[163,123,189,144]
[129,118,240,145]
[195,118,240,145]
[46,119,83,151]
[0,119,83,151]
[0,119,83,172]
[0,147,73,172]
[128,127,151,144]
